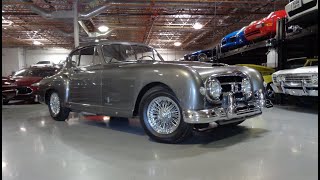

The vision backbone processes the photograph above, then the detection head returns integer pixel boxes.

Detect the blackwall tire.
[139,86,192,143]
[48,91,70,121]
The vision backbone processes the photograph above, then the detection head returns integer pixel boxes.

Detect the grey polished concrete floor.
[2,103,318,180]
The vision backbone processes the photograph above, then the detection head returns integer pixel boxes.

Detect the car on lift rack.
[37,41,273,143]
[285,0,318,27]
[9,67,60,103]
[271,57,318,97]
[183,48,216,62]
[244,10,287,42]
[220,26,249,52]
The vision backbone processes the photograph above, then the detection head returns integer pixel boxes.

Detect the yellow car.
[237,64,275,101]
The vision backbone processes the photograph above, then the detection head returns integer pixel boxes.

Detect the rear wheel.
[48,91,70,121]
[139,86,192,143]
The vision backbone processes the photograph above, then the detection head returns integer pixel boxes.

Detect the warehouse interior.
[2,0,318,180]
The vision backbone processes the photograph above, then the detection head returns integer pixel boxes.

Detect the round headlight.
[205,78,222,100]
[276,75,285,82]
[311,74,318,84]
[241,78,252,97]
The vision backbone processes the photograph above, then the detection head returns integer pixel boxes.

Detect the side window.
[70,50,80,67]
[229,36,236,43]
[132,45,154,60]
[78,46,95,66]
[102,44,134,63]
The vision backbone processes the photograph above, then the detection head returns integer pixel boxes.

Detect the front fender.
[38,71,69,105]
[134,65,205,111]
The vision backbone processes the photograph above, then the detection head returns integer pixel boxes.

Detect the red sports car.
[9,67,59,103]
[244,10,287,41]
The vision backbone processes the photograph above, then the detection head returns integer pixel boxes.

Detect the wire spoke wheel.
[50,92,60,116]
[146,96,181,134]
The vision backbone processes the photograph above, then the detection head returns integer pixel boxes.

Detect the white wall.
[2,48,25,76]
[156,48,192,61]
[2,48,70,76]
[25,48,71,67]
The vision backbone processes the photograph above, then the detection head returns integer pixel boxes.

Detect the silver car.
[38,41,272,143]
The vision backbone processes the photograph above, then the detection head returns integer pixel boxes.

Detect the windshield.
[36,61,51,64]
[286,58,306,69]
[102,44,163,63]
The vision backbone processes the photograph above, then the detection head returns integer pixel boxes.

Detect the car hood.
[274,66,318,75]
[153,61,254,80]
[12,76,43,86]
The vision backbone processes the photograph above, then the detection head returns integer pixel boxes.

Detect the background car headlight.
[205,78,222,100]
[241,78,252,98]
[276,75,285,82]
[311,74,318,84]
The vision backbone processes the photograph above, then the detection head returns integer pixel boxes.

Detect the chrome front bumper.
[271,83,318,96]
[183,91,272,124]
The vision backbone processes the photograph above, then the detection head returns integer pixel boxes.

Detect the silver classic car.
[38,41,272,143]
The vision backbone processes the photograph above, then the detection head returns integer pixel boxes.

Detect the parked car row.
[220,0,318,52]
[2,66,61,104]
[221,10,287,52]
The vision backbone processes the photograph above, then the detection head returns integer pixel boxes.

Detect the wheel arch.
[132,82,175,116]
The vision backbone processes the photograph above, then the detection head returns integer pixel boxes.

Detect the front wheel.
[139,86,192,143]
[48,91,70,121]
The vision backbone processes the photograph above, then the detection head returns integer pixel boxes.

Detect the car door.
[100,44,138,117]
[68,46,103,113]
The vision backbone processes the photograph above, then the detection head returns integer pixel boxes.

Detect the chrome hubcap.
[147,96,181,134]
[50,92,60,116]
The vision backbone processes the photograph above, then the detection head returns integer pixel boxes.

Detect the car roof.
[71,41,156,56]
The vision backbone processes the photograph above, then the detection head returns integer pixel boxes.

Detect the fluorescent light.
[33,40,42,45]
[193,22,203,30]
[98,25,109,32]
[95,39,99,42]
[20,127,26,132]
[2,161,7,168]
[174,42,181,46]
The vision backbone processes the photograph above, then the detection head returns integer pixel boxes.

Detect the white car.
[271,59,318,97]
[31,61,54,67]
[285,0,318,26]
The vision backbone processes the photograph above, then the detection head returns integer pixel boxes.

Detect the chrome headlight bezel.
[311,74,318,84]
[204,77,222,102]
[241,78,252,99]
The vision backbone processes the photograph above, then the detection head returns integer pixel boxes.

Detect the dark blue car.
[184,48,216,62]
[220,26,249,52]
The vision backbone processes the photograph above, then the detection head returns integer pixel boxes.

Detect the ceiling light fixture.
[193,22,203,30]
[33,40,42,45]
[98,25,109,32]
[174,42,181,47]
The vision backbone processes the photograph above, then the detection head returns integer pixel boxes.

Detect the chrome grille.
[284,74,312,83]
[216,75,244,100]
[16,87,33,95]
